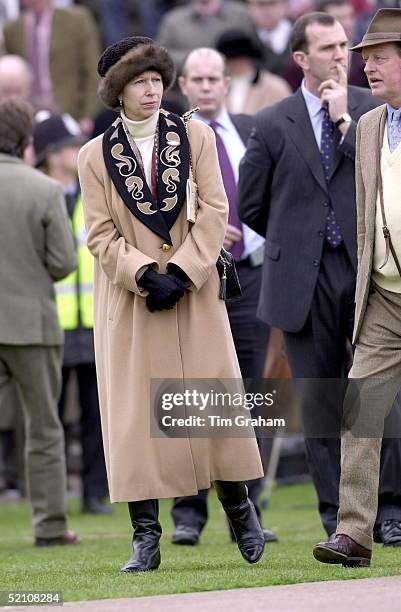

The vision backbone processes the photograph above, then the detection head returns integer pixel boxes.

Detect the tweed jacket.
[0,154,76,345]
[3,6,100,120]
[353,104,389,342]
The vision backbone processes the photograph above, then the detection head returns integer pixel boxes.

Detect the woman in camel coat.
[78,36,264,572]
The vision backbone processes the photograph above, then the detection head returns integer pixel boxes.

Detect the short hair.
[290,12,336,54]
[0,98,34,158]
[181,47,228,77]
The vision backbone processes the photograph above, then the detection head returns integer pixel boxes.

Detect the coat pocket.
[265,240,281,261]
[108,285,123,321]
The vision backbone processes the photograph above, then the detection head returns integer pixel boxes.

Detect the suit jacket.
[353,104,388,343]
[3,6,100,120]
[0,154,76,345]
[230,112,254,147]
[237,86,379,333]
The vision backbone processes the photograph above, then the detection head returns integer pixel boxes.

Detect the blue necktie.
[389,109,401,153]
[320,107,343,248]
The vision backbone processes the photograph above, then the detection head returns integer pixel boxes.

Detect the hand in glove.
[167,264,191,290]
[138,267,185,312]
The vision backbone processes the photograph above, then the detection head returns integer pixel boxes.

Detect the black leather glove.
[167,264,191,290]
[138,267,185,313]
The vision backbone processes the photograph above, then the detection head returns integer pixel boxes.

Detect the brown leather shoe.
[313,534,371,567]
[35,530,80,547]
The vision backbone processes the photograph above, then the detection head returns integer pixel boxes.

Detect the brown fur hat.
[98,36,175,109]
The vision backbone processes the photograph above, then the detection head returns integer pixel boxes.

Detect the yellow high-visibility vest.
[55,194,94,330]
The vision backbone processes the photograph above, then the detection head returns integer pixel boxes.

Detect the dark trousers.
[59,363,108,500]
[283,242,401,535]
[171,263,269,530]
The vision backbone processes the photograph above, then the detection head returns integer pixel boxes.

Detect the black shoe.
[82,497,112,515]
[121,500,162,573]
[171,525,200,545]
[229,526,278,543]
[313,534,371,567]
[121,541,161,572]
[374,520,401,546]
[215,481,265,564]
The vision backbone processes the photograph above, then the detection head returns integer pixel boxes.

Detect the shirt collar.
[387,103,401,121]
[194,107,231,130]
[301,79,323,118]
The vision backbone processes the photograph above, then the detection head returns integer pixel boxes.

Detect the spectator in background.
[216,28,291,114]
[156,0,255,71]
[0,53,34,498]
[0,54,31,103]
[3,0,101,134]
[316,0,369,86]
[0,98,78,546]
[288,0,315,19]
[33,111,111,515]
[98,0,185,47]
[247,0,293,76]
[0,0,19,53]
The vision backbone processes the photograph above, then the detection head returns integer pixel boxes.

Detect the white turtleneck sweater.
[120,109,159,190]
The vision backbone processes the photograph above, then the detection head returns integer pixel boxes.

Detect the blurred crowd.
[0,0,400,540]
[0,1,400,127]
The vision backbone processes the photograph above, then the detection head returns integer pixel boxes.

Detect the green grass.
[0,482,400,602]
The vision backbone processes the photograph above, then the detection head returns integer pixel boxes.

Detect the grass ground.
[0,482,400,603]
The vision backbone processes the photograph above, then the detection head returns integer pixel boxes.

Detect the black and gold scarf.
[102,109,190,244]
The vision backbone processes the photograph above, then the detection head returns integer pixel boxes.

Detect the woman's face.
[120,71,163,120]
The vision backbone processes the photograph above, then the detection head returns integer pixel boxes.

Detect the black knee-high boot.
[214,481,265,564]
[121,500,162,572]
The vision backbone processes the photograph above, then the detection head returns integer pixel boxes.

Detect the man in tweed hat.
[314,8,401,567]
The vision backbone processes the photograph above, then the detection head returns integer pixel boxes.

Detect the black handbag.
[182,110,242,302]
[216,247,242,301]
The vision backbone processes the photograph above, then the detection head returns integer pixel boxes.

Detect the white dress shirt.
[194,108,265,259]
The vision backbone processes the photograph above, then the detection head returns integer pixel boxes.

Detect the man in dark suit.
[169,46,274,546]
[237,11,401,542]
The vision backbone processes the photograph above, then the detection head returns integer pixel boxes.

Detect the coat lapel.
[102,111,189,244]
[366,106,387,238]
[286,89,327,193]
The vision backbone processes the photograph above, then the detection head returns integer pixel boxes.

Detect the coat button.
[160,243,171,251]
[313,260,319,267]
[322,201,328,207]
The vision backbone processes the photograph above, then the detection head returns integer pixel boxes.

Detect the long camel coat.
[78,116,263,502]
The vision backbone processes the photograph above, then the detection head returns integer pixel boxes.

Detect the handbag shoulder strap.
[376,127,401,277]
[182,107,199,181]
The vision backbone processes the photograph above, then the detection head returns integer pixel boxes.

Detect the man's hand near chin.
[318,63,351,137]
